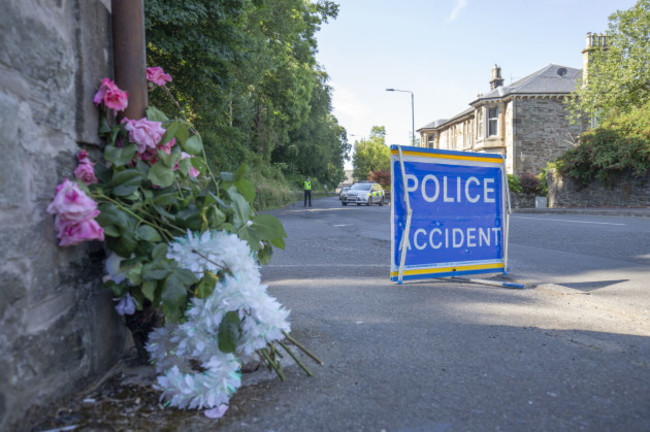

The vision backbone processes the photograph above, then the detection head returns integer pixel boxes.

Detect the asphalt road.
[212,196,650,432]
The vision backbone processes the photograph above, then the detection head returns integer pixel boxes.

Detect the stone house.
[417,38,599,176]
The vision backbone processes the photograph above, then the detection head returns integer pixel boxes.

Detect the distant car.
[341,182,385,206]
[339,186,351,202]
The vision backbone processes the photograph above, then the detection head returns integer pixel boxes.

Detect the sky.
[314,0,639,166]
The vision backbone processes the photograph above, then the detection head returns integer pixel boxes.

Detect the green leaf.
[250,214,286,242]
[218,311,241,354]
[271,237,286,249]
[102,224,121,237]
[228,186,251,230]
[98,114,112,136]
[146,106,169,122]
[177,157,192,177]
[183,135,203,156]
[109,169,144,196]
[125,262,143,286]
[96,203,130,234]
[161,274,188,324]
[175,122,189,146]
[234,177,255,202]
[152,190,179,206]
[257,244,274,265]
[136,225,162,242]
[160,120,180,145]
[105,144,137,167]
[220,171,235,182]
[175,205,202,231]
[142,263,172,281]
[94,163,112,184]
[195,272,217,299]
[106,230,137,257]
[141,281,157,302]
[205,206,227,228]
[148,161,175,187]
[152,243,168,260]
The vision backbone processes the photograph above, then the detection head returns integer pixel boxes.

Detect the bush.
[519,172,540,195]
[507,174,522,193]
[558,102,650,186]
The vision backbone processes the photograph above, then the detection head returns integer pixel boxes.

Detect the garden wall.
[0,0,127,428]
[548,169,650,207]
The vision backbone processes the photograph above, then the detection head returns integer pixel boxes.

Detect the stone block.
[0,93,28,211]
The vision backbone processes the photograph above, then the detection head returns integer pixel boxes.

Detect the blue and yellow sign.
[390,145,509,282]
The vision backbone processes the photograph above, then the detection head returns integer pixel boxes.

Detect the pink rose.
[136,137,176,165]
[122,117,166,154]
[159,137,176,155]
[55,217,104,246]
[174,152,200,178]
[93,78,128,113]
[74,158,98,185]
[47,179,99,222]
[48,179,104,247]
[146,67,172,86]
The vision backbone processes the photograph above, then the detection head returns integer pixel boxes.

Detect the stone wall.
[0,0,127,429]
[548,169,650,207]
[513,97,587,176]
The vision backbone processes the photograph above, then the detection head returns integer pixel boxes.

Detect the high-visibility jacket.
[304,181,311,191]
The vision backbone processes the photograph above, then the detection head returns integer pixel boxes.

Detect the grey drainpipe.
[111,0,148,120]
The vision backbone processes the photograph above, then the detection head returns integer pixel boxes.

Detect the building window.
[487,106,499,136]
[477,109,484,139]
[427,133,435,148]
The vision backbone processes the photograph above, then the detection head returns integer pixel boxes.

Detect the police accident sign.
[390,145,510,282]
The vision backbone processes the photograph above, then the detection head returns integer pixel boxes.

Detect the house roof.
[419,64,581,131]
[472,64,581,104]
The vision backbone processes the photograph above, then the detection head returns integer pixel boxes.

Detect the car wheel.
[379,196,384,206]
[356,203,360,206]
[342,202,348,206]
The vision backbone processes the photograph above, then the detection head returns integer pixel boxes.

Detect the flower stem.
[282,331,324,365]
[258,348,285,381]
[95,193,179,241]
[277,341,313,377]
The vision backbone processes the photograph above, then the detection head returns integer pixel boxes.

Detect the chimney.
[582,32,609,85]
[490,64,504,90]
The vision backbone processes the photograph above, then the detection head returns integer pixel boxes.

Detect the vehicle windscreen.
[352,184,372,190]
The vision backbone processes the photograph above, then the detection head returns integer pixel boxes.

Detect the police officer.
[304,176,312,207]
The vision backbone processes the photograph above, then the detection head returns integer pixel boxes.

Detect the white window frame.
[487,106,499,137]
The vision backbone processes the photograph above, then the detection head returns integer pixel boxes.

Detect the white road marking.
[513,216,626,226]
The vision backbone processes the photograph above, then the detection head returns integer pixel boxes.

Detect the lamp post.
[386,88,415,146]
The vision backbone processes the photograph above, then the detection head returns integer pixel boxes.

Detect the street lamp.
[386,88,415,146]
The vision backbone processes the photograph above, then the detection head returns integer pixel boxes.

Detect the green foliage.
[95,97,287,323]
[558,102,650,186]
[144,0,346,191]
[519,172,541,195]
[507,174,522,194]
[352,126,391,180]
[536,163,553,197]
[568,0,650,121]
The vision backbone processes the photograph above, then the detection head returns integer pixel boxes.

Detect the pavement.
[513,206,650,217]
[27,199,650,432]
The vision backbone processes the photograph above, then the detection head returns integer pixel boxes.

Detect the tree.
[569,0,650,121]
[352,126,391,180]
[144,0,347,185]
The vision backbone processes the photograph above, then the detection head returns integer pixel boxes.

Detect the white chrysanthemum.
[148,230,292,410]
[167,230,259,278]
[154,356,241,410]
